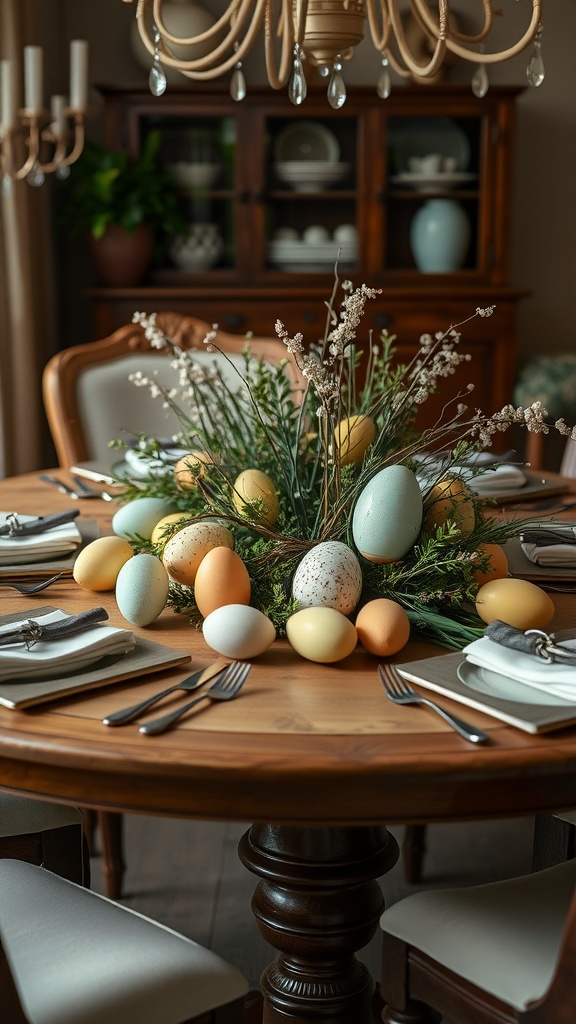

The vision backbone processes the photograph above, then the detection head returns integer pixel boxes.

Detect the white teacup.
[419,153,443,175]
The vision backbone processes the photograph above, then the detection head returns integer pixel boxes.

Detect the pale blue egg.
[116,553,169,626]
[112,497,178,540]
[352,465,423,562]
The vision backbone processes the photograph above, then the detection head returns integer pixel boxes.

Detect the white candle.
[24,45,43,113]
[50,94,67,136]
[69,39,89,110]
[1,59,17,130]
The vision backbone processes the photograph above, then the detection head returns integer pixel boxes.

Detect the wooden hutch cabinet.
[89,83,526,434]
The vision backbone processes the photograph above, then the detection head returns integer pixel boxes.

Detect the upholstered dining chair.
[42,312,305,468]
[379,857,576,1024]
[0,858,249,1024]
[41,312,305,901]
[0,792,87,885]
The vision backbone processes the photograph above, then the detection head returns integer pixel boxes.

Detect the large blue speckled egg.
[352,465,423,563]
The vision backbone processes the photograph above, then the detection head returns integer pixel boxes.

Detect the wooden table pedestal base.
[239,824,399,1023]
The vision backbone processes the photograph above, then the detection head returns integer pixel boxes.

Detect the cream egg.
[115,553,170,626]
[232,469,279,525]
[422,477,475,537]
[150,512,192,548]
[475,578,554,630]
[333,415,375,467]
[73,536,133,591]
[203,604,276,659]
[286,607,358,663]
[355,598,411,656]
[173,451,218,491]
[352,465,423,563]
[112,497,178,541]
[162,521,234,586]
[194,547,251,618]
[292,541,362,615]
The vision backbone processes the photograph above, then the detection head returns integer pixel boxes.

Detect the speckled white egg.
[292,541,362,615]
[203,604,276,659]
[112,498,178,541]
[352,465,423,563]
[115,553,170,626]
[162,521,234,585]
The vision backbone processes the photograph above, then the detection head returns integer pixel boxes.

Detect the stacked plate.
[268,238,357,273]
[274,161,350,192]
[166,161,221,189]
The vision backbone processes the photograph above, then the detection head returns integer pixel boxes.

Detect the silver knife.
[39,474,79,498]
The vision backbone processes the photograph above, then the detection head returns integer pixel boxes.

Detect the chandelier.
[0,40,89,194]
[123,0,545,109]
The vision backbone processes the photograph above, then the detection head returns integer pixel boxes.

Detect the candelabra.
[0,40,89,194]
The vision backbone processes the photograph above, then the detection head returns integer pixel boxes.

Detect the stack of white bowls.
[274,161,350,192]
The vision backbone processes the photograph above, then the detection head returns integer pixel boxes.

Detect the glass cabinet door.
[137,111,239,275]
[260,113,360,278]
[385,113,483,276]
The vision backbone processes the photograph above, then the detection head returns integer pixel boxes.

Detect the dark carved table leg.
[238,824,399,1023]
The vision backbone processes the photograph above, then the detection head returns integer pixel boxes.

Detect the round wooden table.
[2,474,576,1023]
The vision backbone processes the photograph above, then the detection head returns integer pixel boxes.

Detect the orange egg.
[194,546,251,618]
[472,543,509,586]
[355,598,411,656]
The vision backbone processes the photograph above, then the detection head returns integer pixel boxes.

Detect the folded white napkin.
[124,446,189,479]
[0,512,82,565]
[413,455,526,497]
[520,525,576,567]
[463,635,576,701]
[0,609,135,681]
[465,464,527,494]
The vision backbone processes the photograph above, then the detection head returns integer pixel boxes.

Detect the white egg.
[115,553,170,626]
[292,541,362,615]
[203,604,276,659]
[352,465,423,563]
[112,497,178,541]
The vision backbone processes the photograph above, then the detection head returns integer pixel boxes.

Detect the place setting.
[0,508,99,581]
[0,603,190,710]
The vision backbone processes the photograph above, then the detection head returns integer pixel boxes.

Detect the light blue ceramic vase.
[410,198,471,273]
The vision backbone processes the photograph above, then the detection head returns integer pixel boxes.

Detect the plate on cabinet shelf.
[390,171,478,192]
[274,121,340,164]
[388,117,471,173]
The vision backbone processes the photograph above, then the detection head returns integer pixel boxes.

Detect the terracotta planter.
[87,224,154,287]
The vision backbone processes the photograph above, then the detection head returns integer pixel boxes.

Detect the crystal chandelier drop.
[122,0,545,109]
[0,40,89,195]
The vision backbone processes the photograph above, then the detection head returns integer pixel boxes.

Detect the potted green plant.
[59,131,185,287]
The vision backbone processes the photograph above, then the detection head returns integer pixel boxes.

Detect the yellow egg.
[355,598,411,656]
[475,578,555,630]
[194,547,251,618]
[73,536,133,591]
[333,415,375,467]
[174,451,218,491]
[472,543,509,587]
[286,607,358,663]
[162,521,234,585]
[232,469,279,525]
[423,477,475,537]
[150,512,192,547]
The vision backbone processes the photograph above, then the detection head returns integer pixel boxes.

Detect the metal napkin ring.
[485,620,576,666]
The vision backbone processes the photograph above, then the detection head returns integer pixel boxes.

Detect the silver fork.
[0,573,66,594]
[139,661,250,735]
[378,663,489,745]
[102,659,229,726]
[71,476,114,502]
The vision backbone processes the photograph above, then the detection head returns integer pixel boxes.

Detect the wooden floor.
[89,814,535,991]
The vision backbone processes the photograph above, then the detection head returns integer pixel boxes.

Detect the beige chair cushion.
[77,351,255,461]
[0,793,83,836]
[380,858,576,1011]
[0,859,248,1024]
